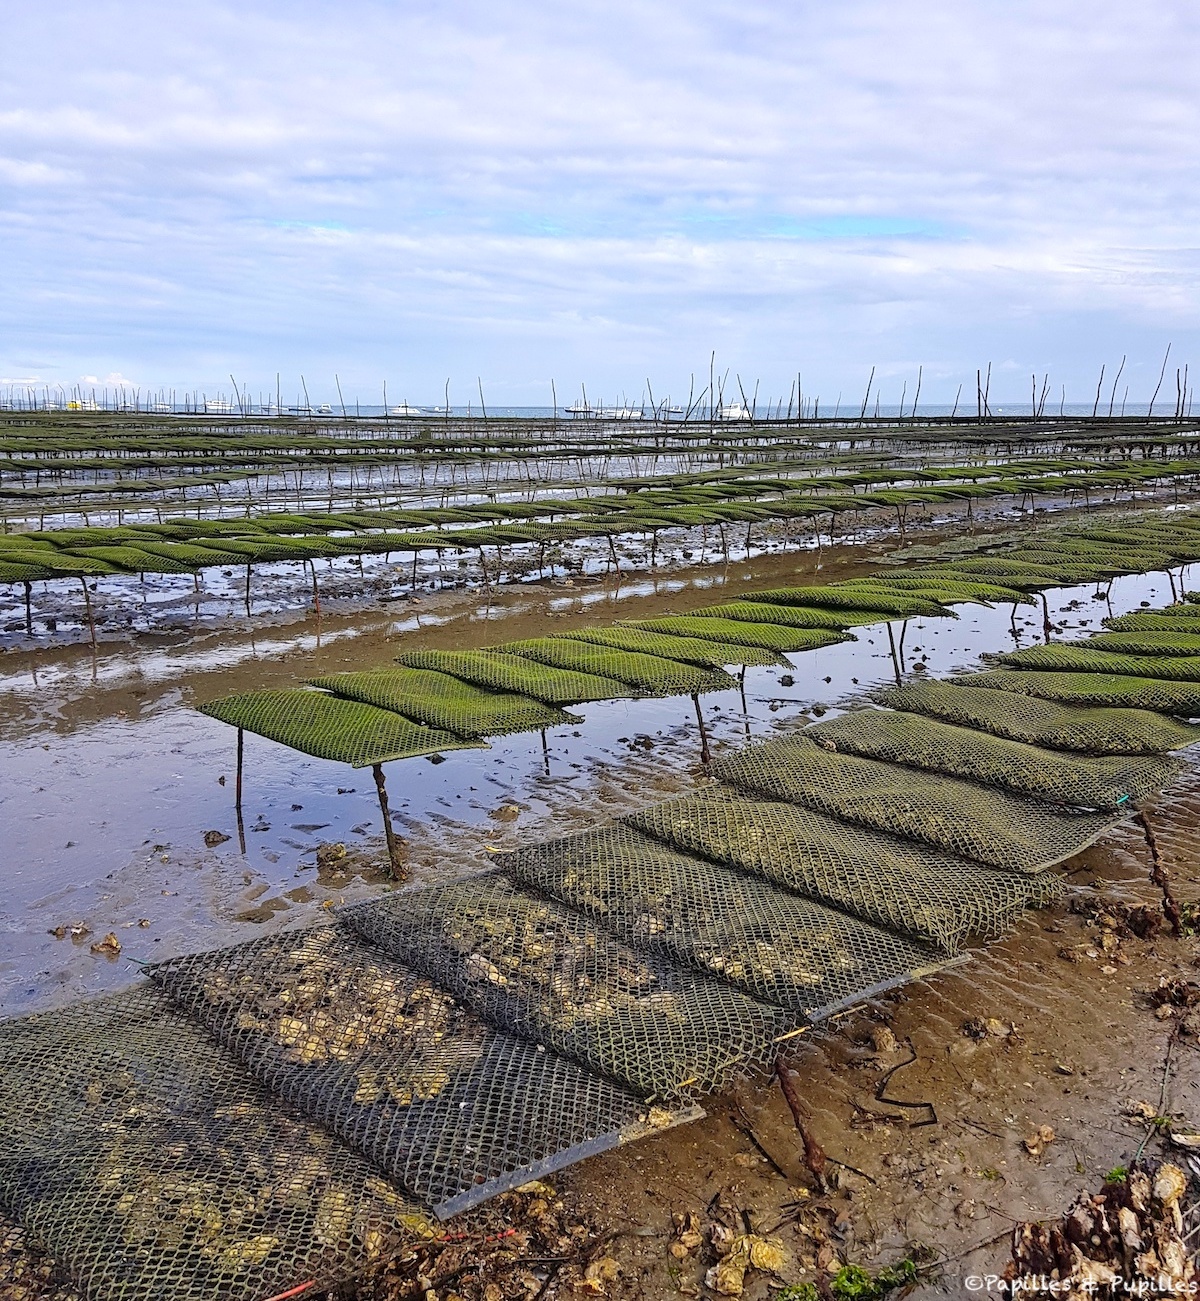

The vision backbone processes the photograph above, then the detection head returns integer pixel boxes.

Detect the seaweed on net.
[965,669,1200,715]
[560,626,786,668]
[394,649,633,706]
[996,644,1200,682]
[309,667,575,738]
[1084,631,1200,658]
[624,616,851,654]
[499,638,737,697]
[804,707,1182,809]
[695,601,873,629]
[876,677,1200,754]
[499,824,950,1016]
[743,585,950,618]
[625,786,1061,953]
[711,732,1121,873]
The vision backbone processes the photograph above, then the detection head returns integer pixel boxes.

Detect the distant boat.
[718,402,751,421]
[389,404,423,416]
[204,399,234,414]
[564,402,593,416]
[600,407,644,421]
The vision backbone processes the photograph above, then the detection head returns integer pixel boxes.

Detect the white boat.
[599,407,644,420]
[564,402,593,416]
[718,402,751,421]
[389,404,423,416]
[204,399,234,414]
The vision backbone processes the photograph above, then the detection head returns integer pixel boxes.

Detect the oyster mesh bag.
[147,927,688,1217]
[804,709,1182,809]
[0,985,430,1301]
[394,649,631,705]
[966,670,1200,716]
[500,637,737,696]
[341,874,792,1099]
[711,733,1122,872]
[562,626,785,668]
[625,787,1062,952]
[997,644,1200,681]
[309,666,576,739]
[499,825,949,1015]
[626,616,849,654]
[876,679,1200,755]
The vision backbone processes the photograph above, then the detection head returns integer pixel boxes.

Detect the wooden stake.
[372,763,403,879]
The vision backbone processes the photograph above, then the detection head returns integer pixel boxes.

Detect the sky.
[2,0,1199,408]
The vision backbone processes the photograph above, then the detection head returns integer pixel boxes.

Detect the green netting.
[625,616,850,654]
[1085,631,1200,657]
[965,669,1200,715]
[120,540,252,567]
[500,825,949,1017]
[308,667,574,738]
[805,708,1181,809]
[942,557,1079,585]
[0,551,116,576]
[846,576,1037,606]
[876,678,1200,754]
[561,626,786,668]
[696,600,873,629]
[999,548,1176,575]
[0,985,430,1301]
[1103,611,1200,632]
[744,586,949,617]
[0,559,52,582]
[919,566,1057,593]
[394,649,632,705]
[70,546,198,575]
[997,643,1200,681]
[198,689,483,766]
[626,787,1060,953]
[341,873,793,1099]
[500,638,737,697]
[712,733,1121,873]
[147,927,690,1219]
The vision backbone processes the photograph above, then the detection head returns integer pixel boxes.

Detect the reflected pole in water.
[372,762,403,879]
[885,622,902,685]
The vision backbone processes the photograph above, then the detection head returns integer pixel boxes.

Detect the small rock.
[203,829,231,848]
[489,804,521,823]
[90,933,121,958]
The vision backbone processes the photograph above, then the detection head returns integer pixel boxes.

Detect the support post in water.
[235,727,246,854]
[372,762,403,879]
[79,577,96,649]
[244,564,252,616]
[691,692,711,765]
[23,580,32,636]
[885,621,902,685]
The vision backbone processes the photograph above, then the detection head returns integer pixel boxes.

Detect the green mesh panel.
[309,667,573,738]
[744,586,949,617]
[1104,608,1200,632]
[1086,631,1200,657]
[501,638,737,697]
[877,678,1200,754]
[920,566,1055,593]
[341,874,792,1099]
[943,557,1079,584]
[712,733,1120,873]
[845,577,1036,606]
[966,669,1200,715]
[0,986,430,1301]
[997,644,1200,681]
[121,540,252,567]
[999,548,1176,575]
[71,545,199,575]
[805,708,1181,809]
[697,601,866,629]
[625,616,850,654]
[0,560,52,582]
[394,649,631,705]
[626,787,1060,953]
[147,927,690,1218]
[561,626,785,668]
[500,825,949,1017]
[198,689,482,766]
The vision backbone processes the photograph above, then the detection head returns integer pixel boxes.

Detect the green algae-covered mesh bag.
[695,601,867,629]
[0,985,431,1301]
[876,678,1200,755]
[965,669,1200,716]
[395,649,632,705]
[341,873,792,1099]
[147,927,685,1218]
[499,824,949,1016]
[625,787,1060,953]
[625,616,850,654]
[561,625,785,668]
[1104,610,1200,633]
[804,708,1181,809]
[198,689,484,766]
[711,733,1121,873]
[1085,630,1200,657]
[499,637,737,697]
[310,666,577,738]
[996,644,1200,682]
[743,586,950,618]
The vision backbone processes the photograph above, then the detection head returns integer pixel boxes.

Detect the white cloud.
[1,0,1198,401]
